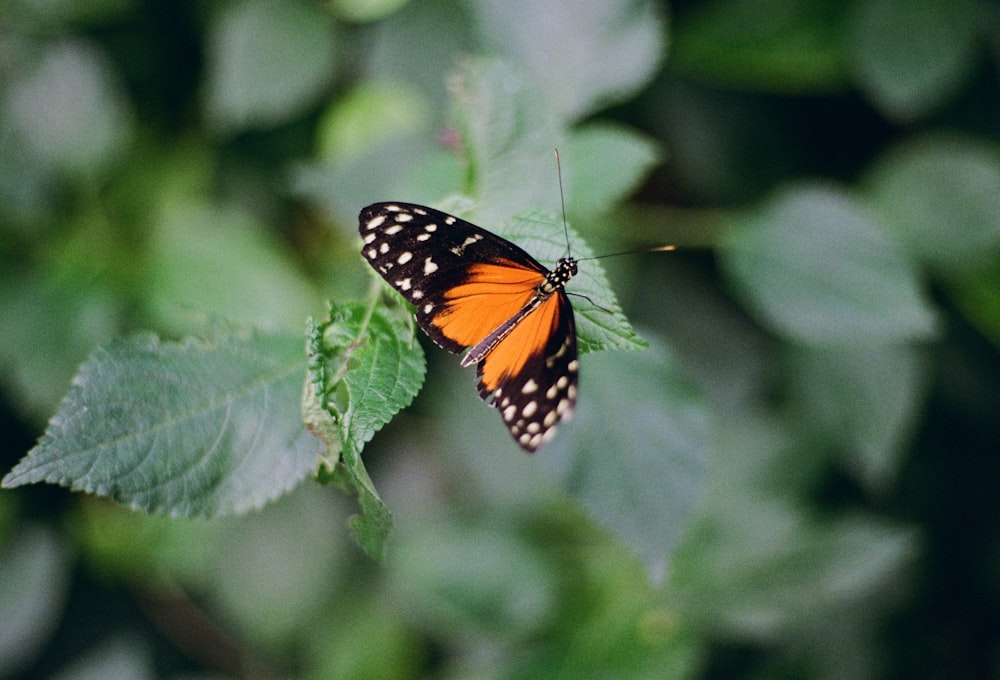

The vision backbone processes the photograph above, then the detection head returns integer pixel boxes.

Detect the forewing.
[359,202,548,353]
[477,293,578,452]
[421,260,544,351]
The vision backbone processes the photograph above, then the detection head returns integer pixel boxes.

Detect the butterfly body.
[359,202,579,452]
[461,256,578,367]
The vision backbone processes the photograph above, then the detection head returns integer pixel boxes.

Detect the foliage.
[1,0,999,678]
[304,302,424,559]
[5,330,317,516]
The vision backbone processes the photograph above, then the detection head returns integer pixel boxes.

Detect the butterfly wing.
[477,292,578,452]
[359,201,578,452]
[359,202,549,354]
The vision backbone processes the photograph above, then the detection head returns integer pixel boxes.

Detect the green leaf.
[49,634,153,680]
[862,134,1000,273]
[330,0,409,23]
[71,502,219,583]
[447,59,659,237]
[305,302,426,559]
[720,183,938,345]
[389,520,555,637]
[468,0,665,119]
[563,124,662,219]
[316,80,432,164]
[671,0,847,93]
[308,302,426,461]
[542,337,709,576]
[674,503,918,641]
[146,199,321,335]
[448,58,564,226]
[491,209,647,354]
[305,588,427,679]
[785,343,928,491]
[199,484,349,646]
[0,257,120,420]
[291,135,447,228]
[845,0,979,121]
[670,413,919,642]
[0,526,71,675]
[4,39,133,178]
[3,330,318,517]
[947,260,1000,351]
[203,0,338,132]
[362,0,476,116]
[0,0,128,25]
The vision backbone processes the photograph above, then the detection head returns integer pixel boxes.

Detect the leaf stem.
[356,278,382,342]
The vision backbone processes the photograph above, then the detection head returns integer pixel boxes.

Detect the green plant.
[2,0,998,677]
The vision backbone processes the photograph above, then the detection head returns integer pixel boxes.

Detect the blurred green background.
[2,0,999,678]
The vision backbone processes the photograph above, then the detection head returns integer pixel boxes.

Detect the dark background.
[2,0,999,678]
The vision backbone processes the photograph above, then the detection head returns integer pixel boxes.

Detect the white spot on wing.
[424,258,438,275]
[397,251,413,264]
[449,234,482,256]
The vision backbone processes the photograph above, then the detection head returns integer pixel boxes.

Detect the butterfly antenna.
[554,149,676,261]
[554,148,572,257]
[568,244,677,314]
[577,244,677,262]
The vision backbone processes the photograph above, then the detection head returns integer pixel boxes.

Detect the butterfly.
[359,202,581,452]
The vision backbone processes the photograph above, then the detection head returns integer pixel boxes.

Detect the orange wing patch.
[430,260,544,348]
[478,293,562,394]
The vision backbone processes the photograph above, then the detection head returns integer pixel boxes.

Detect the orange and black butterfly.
[359,202,579,452]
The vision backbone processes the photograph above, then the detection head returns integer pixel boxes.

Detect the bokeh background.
[2,0,999,678]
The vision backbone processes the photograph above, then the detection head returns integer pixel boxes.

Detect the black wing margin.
[477,293,579,452]
[358,202,548,353]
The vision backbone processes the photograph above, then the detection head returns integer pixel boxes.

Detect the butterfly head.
[540,257,578,296]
